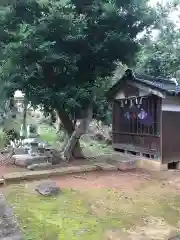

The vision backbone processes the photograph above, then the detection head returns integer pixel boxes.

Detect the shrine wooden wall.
[112,95,161,157]
[161,97,180,164]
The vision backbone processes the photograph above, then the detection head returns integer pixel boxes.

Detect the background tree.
[136,1,180,79]
[0,0,156,160]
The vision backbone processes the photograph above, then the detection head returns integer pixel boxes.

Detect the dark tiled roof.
[134,72,177,93]
[107,69,180,100]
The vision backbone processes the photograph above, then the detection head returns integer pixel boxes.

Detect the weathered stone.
[3,165,99,183]
[27,163,52,171]
[13,148,25,155]
[47,149,62,165]
[22,138,38,145]
[104,138,112,145]
[38,142,50,149]
[29,142,39,154]
[13,154,48,167]
[92,132,105,141]
[35,181,60,196]
[113,160,137,171]
[38,147,45,154]
[0,192,22,240]
[94,162,118,171]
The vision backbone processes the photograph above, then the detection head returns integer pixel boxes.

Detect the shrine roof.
[107,69,180,100]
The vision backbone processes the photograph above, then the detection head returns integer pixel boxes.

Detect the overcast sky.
[149,0,171,7]
[149,0,162,6]
[149,0,180,26]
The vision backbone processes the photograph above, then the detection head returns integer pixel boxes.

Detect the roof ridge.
[107,68,180,100]
[125,69,176,85]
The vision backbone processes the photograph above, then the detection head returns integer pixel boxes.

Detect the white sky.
[149,0,167,7]
[149,0,180,26]
[146,0,180,40]
[14,90,24,98]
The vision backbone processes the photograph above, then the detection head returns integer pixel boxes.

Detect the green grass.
[0,128,5,149]
[0,113,113,155]
[38,125,60,147]
[3,181,180,240]
[81,138,113,157]
[5,186,105,240]
[38,125,113,156]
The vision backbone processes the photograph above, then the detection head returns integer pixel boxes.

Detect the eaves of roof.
[107,69,179,100]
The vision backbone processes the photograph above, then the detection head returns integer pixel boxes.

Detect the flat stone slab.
[0,192,22,239]
[111,160,137,171]
[13,154,48,167]
[94,162,118,171]
[35,181,60,196]
[136,158,164,171]
[96,153,134,162]
[3,165,99,183]
[13,148,25,155]
[27,163,52,171]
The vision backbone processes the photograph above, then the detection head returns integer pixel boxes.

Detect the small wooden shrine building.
[107,69,180,166]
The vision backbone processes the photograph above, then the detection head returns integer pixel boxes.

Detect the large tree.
[136,1,180,79]
[0,0,156,160]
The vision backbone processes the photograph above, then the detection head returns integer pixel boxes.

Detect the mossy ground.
[1,116,180,239]
[3,177,180,240]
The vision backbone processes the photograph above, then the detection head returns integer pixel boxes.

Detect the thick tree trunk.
[62,106,93,161]
[56,108,85,160]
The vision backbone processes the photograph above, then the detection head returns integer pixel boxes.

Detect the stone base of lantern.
[13,154,48,167]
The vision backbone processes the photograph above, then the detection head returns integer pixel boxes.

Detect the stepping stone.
[94,162,118,171]
[111,160,137,171]
[35,181,60,196]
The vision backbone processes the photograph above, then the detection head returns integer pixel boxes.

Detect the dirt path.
[51,169,152,191]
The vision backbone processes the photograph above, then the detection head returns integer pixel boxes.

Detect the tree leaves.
[136,1,180,80]
[0,0,156,121]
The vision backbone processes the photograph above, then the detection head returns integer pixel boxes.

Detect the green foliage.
[29,124,37,134]
[0,130,5,149]
[0,0,156,123]
[39,125,59,146]
[3,128,19,144]
[136,1,180,79]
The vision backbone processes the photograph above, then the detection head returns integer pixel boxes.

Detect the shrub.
[29,124,37,134]
[3,128,20,145]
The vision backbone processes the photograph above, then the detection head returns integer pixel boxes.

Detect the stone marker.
[0,192,22,240]
[35,181,60,196]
